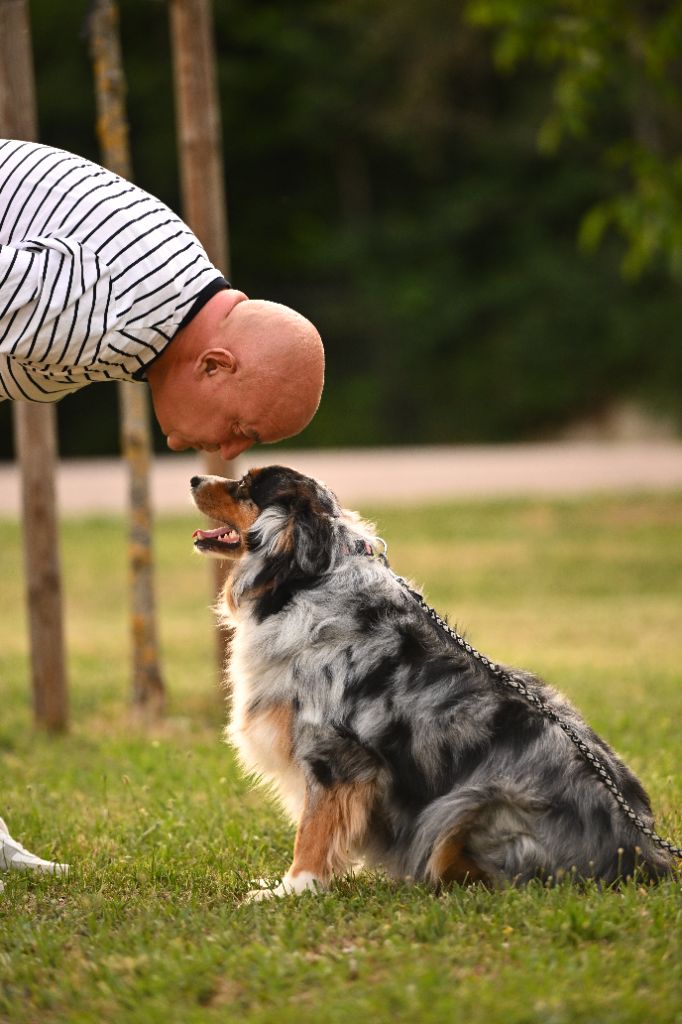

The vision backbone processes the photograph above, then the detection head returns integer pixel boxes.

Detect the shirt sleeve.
[0,237,114,366]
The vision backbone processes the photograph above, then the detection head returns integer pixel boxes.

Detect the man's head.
[147,292,325,461]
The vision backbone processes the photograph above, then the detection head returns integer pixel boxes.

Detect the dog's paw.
[244,883,279,903]
[245,871,324,902]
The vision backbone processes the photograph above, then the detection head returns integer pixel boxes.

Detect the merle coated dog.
[191,465,672,897]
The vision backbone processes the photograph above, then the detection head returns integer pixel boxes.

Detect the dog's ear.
[244,470,339,617]
[252,493,337,578]
[290,483,339,576]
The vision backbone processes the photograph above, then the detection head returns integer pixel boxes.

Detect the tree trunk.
[0,0,68,732]
[169,0,235,680]
[87,0,166,719]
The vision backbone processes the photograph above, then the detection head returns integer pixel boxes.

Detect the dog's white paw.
[245,871,324,902]
[245,884,278,903]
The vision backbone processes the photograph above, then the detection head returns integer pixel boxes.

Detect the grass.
[0,491,680,1024]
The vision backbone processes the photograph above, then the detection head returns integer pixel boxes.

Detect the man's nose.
[219,438,254,461]
[166,435,189,452]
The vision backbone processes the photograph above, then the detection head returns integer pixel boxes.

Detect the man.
[0,138,324,458]
[0,138,325,878]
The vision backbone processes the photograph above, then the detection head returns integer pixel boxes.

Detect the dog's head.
[191,465,369,618]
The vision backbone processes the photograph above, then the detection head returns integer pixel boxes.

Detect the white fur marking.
[245,871,324,901]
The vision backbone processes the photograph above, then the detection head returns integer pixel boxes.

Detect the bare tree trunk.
[169,0,234,679]
[0,0,68,732]
[87,0,165,719]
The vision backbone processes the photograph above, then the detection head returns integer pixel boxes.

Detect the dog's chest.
[232,698,294,775]
[228,644,305,819]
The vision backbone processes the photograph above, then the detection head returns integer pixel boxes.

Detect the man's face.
[165,429,257,462]
[160,371,307,461]
[162,393,262,461]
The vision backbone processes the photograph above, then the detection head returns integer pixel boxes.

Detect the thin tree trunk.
[0,0,68,732]
[169,0,234,679]
[87,0,165,719]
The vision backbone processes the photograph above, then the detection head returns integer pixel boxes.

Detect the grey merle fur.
[194,465,673,888]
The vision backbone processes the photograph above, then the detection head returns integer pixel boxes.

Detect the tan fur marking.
[274,518,295,554]
[193,482,260,535]
[222,564,287,616]
[222,575,239,616]
[427,833,489,886]
[288,781,376,883]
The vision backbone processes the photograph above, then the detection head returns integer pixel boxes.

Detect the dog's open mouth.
[192,523,241,554]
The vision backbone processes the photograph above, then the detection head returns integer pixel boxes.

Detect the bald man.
[0,139,324,461]
[147,293,324,461]
[0,138,324,878]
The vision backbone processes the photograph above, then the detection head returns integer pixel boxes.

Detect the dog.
[191,465,673,897]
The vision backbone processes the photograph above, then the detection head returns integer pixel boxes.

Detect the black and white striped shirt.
[0,139,228,402]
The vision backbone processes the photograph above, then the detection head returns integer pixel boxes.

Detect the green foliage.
[0,494,681,1021]
[468,0,682,278]
[0,0,680,456]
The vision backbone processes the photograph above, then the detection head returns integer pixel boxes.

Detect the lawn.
[0,492,680,1024]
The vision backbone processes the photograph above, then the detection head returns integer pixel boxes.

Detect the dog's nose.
[190,476,203,490]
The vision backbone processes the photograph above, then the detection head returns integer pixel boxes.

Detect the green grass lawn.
[0,492,680,1024]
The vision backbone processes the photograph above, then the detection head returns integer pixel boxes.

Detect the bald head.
[147,291,325,461]
[219,299,325,438]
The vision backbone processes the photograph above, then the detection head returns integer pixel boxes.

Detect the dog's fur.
[191,465,673,896]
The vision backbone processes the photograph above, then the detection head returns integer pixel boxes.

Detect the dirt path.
[1,441,681,516]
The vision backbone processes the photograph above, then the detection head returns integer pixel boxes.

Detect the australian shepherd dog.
[191,465,672,897]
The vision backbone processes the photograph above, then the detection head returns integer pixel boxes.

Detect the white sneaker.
[0,817,68,876]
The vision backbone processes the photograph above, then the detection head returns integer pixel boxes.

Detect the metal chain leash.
[388,569,682,861]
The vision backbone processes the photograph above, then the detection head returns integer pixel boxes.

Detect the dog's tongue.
[193,525,238,541]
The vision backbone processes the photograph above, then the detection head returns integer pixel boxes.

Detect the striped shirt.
[0,139,228,402]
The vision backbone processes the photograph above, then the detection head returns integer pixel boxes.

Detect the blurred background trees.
[470,0,682,278]
[1,0,680,457]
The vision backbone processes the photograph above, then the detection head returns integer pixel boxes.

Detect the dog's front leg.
[248,779,374,900]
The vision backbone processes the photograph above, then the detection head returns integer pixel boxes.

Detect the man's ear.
[193,348,238,380]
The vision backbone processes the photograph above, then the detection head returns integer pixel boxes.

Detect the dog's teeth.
[193,525,239,543]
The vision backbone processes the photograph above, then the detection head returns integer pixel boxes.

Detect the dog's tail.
[408,782,676,887]
[407,782,550,887]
